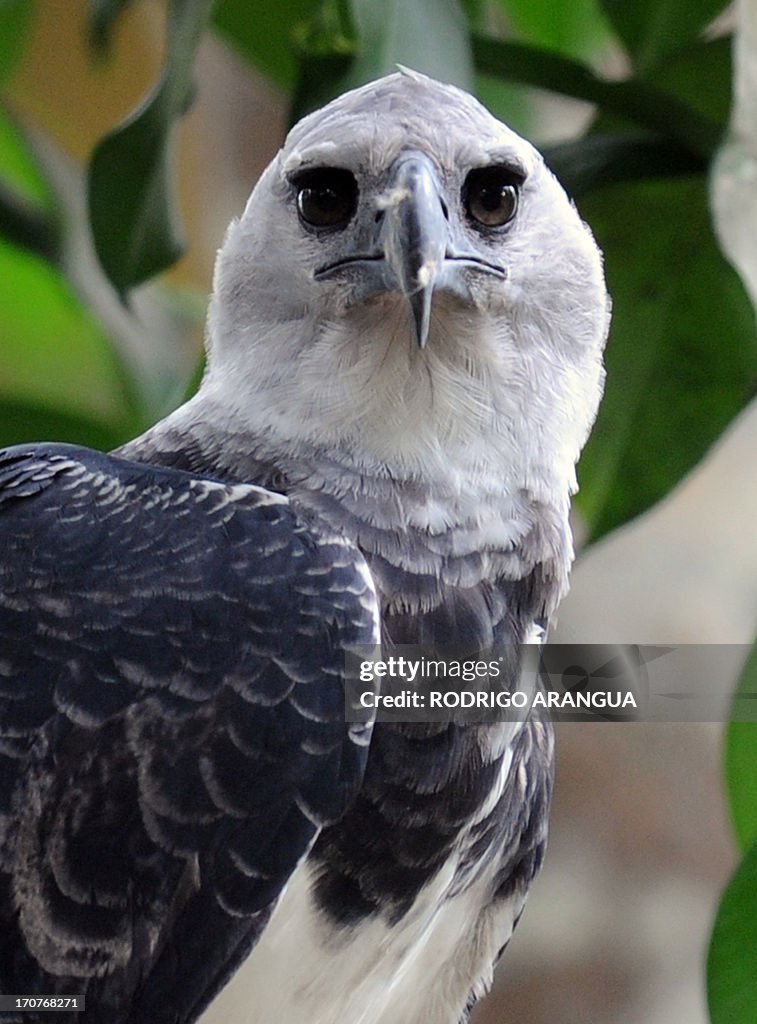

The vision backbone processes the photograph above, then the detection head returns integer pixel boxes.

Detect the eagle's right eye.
[295,168,358,230]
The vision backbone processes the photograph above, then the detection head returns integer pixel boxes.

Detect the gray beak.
[380,153,448,349]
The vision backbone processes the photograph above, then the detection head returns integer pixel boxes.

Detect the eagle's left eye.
[463,166,520,229]
[295,168,358,229]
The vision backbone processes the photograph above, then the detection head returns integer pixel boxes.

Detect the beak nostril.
[440,199,449,221]
[375,210,385,224]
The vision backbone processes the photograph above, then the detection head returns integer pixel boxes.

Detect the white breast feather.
[199,747,523,1024]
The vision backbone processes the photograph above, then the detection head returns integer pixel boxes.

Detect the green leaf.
[645,35,732,127]
[342,0,474,92]
[290,0,474,122]
[472,36,722,159]
[601,0,728,74]
[213,0,319,91]
[289,51,355,122]
[0,106,59,261]
[0,105,51,207]
[473,74,535,140]
[498,0,614,61]
[707,839,757,1024]
[544,133,705,197]
[287,2,356,120]
[88,0,215,294]
[0,0,34,86]
[89,94,183,293]
[725,642,757,853]
[460,0,486,30]
[0,178,58,263]
[0,237,134,431]
[575,177,757,540]
[0,398,127,451]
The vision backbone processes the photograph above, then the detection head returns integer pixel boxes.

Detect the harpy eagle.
[0,70,609,1023]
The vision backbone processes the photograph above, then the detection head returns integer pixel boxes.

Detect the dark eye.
[294,168,358,229]
[463,166,521,228]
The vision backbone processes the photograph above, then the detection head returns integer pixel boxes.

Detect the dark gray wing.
[0,443,378,1023]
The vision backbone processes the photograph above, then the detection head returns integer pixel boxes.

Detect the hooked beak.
[314,151,506,349]
[379,153,448,349]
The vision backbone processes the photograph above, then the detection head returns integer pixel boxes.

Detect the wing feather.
[0,443,378,1023]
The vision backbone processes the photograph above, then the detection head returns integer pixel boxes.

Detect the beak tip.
[409,289,432,349]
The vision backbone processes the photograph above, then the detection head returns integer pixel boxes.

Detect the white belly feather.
[199,749,524,1024]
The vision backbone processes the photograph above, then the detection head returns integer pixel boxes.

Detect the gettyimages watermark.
[343,644,756,723]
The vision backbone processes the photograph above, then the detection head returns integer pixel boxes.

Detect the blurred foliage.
[725,644,757,854]
[577,176,756,537]
[602,0,727,73]
[88,0,215,293]
[709,643,757,1024]
[213,0,318,90]
[0,2,756,1020]
[707,838,757,1024]
[0,1,34,86]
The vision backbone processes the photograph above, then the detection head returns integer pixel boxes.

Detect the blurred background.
[1,1,756,1022]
